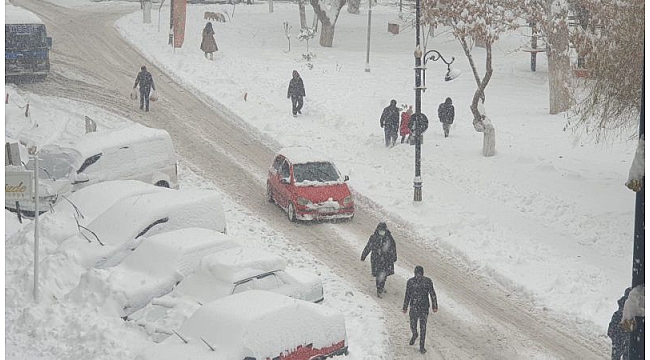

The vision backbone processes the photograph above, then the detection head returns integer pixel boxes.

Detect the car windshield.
[293,162,340,183]
[25,148,79,179]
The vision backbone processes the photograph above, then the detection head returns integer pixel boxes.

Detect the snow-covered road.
[10,0,609,358]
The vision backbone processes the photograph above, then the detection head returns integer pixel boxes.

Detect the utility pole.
[365,0,372,72]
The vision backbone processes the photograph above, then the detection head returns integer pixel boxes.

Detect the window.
[280,160,291,179]
[293,162,339,183]
[272,156,284,172]
[135,217,169,239]
[232,279,255,294]
[254,273,283,290]
[77,154,102,174]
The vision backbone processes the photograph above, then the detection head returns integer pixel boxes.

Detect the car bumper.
[295,207,354,221]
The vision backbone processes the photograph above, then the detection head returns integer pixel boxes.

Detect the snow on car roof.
[277,146,334,165]
[178,290,346,357]
[198,247,286,283]
[50,123,172,160]
[60,188,227,268]
[5,4,44,25]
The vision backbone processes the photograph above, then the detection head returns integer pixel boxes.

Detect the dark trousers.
[139,87,151,111]
[384,128,397,147]
[376,270,387,291]
[442,123,451,137]
[291,95,303,115]
[410,310,428,350]
[611,335,630,360]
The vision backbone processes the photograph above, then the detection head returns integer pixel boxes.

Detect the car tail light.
[343,195,353,204]
[297,197,311,206]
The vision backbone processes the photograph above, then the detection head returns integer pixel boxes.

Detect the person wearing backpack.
[402,265,438,354]
[438,97,455,138]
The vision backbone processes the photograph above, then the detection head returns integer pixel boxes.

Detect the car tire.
[287,202,297,222]
[266,182,274,203]
[155,180,170,188]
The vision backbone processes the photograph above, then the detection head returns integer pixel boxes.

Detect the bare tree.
[310,0,347,47]
[298,0,308,29]
[423,0,520,156]
[568,0,643,140]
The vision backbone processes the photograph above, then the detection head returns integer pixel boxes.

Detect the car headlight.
[297,197,311,206]
[343,195,353,204]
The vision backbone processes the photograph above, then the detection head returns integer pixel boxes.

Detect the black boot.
[409,333,418,345]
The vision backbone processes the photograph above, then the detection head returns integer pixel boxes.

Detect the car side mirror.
[344,175,349,182]
[72,173,89,185]
[46,37,52,49]
[280,178,290,185]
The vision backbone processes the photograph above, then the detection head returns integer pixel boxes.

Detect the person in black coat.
[287,70,306,117]
[438,97,455,138]
[380,100,400,147]
[133,65,156,112]
[608,287,632,360]
[402,265,438,354]
[361,222,397,298]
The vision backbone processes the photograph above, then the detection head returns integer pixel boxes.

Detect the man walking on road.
[403,265,438,354]
[133,65,156,112]
[380,99,400,147]
[361,222,397,298]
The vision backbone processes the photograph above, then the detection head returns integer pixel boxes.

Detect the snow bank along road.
[13,0,608,358]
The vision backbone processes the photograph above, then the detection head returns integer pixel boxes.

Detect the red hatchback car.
[267,146,354,222]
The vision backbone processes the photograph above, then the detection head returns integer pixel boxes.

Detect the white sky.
[5,0,641,358]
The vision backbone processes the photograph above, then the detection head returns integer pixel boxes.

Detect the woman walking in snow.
[400,105,413,144]
[200,22,218,60]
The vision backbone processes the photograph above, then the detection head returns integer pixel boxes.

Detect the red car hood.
[293,183,351,203]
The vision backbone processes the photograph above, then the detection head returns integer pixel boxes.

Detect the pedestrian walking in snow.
[133,65,156,112]
[200,22,218,60]
[608,287,632,360]
[400,105,413,144]
[402,265,438,354]
[438,97,455,138]
[380,100,400,147]
[361,222,397,298]
[287,70,305,117]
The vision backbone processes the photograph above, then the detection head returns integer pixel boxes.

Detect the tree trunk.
[298,0,307,29]
[310,0,346,48]
[319,23,335,47]
[546,6,572,115]
[347,0,360,14]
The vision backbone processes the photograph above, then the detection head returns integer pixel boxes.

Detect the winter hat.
[141,65,147,71]
[377,222,387,231]
[414,266,424,276]
[445,97,452,105]
[390,99,397,106]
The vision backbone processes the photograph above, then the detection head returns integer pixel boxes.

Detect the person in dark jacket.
[380,100,400,147]
[438,97,455,138]
[361,222,397,298]
[608,287,632,360]
[133,65,156,112]
[287,70,306,117]
[402,265,438,354]
[200,22,218,60]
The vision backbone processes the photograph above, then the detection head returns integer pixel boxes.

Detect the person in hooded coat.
[438,97,455,138]
[200,22,218,60]
[400,105,413,144]
[608,287,632,360]
[380,100,400,147]
[287,70,306,117]
[361,222,397,298]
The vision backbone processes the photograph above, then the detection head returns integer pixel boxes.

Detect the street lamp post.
[412,0,460,202]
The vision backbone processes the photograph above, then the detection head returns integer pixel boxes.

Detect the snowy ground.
[5,0,639,358]
[113,0,636,331]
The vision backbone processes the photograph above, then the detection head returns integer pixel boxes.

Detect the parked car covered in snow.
[128,246,323,341]
[6,123,178,215]
[266,146,354,222]
[136,290,348,360]
[174,246,324,304]
[67,228,239,318]
[56,187,227,269]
